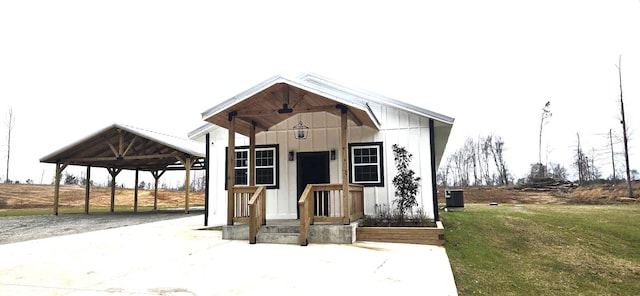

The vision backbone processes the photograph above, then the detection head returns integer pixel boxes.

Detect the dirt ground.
[437,181,640,205]
[0,183,206,245]
[0,183,204,210]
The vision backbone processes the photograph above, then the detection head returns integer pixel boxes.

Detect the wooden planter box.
[356,221,445,246]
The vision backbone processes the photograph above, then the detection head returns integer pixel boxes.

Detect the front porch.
[228,183,364,245]
[222,219,359,245]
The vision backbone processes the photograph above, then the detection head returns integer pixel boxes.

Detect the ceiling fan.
[277,90,293,113]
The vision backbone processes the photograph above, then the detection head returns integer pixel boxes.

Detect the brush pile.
[515,178,577,192]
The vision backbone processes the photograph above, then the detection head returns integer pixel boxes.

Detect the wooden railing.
[298,184,314,246]
[231,186,259,224]
[248,186,266,244]
[231,186,266,243]
[298,183,365,246]
[349,184,364,221]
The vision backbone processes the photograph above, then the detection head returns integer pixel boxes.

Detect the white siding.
[200,106,437,225]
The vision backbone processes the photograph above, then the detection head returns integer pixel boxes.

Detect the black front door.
[296,151,330,218]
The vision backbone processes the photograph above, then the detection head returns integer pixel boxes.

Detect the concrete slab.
[0,215,458,296]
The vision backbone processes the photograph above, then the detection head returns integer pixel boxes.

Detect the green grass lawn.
[442,204,640,296]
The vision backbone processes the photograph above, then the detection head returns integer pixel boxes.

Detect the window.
[226,145,279,189]
[349,142,384,187]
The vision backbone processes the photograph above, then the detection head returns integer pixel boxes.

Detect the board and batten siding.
[197,104,436,226]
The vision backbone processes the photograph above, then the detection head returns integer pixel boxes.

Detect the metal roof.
[199,73,454,137]
[40,123,205,171]
[297,73,455,125]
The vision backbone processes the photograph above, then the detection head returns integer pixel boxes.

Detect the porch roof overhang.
[39,123,206,171]
[200,75,381,136]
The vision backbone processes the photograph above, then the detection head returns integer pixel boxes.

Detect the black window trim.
[225,144,280,190]
[348,142,384,187]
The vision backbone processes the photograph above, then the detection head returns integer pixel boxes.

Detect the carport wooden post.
[186,158,191,214]
[84,165,91,214]
[227,111,237,225]
[53,162,67,216]
[151,170,165,210]
[340,106,350,225]
[134,169,139,213]
[179,156,192,214]
[108,168,122,213]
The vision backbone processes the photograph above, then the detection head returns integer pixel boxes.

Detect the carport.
[39,123,206,215]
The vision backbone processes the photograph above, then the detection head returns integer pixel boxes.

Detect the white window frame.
[229,146,278,188]
[253,147,277,187]
[350,143,383,185]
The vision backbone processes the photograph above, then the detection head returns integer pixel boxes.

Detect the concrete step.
[260,225,300,233]
[221,221,358,245]
[256,231,300,245]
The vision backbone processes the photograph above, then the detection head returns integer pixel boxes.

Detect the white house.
[188,73,454,232]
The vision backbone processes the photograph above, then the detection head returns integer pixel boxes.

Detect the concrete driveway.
[0,215,458,296]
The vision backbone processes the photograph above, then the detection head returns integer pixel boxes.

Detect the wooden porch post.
[249,121,256,187]
[84,165,91,214]
[340,106,350,225]
[227,111,237,225]
[134,169,139,213]
[53,162,67,216]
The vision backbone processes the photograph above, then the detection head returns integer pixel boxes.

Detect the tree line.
[437,134,510,187]
[59,170,207,192]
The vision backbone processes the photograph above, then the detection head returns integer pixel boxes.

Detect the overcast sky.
[1,0,639,186]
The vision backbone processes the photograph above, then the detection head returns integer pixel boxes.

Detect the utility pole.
[616,56,633,198]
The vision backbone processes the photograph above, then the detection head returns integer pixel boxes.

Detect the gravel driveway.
[0,209,205,245]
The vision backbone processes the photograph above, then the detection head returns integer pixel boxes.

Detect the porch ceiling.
[203,82,377,137]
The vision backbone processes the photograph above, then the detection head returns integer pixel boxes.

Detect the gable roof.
[199,73,454,137]
[40,123,205,171]
[297,73,455,126]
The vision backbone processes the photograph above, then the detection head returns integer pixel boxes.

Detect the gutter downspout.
[204,133,210,226]
[429,119,440,221]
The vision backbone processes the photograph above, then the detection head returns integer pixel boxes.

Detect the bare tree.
[609,129,616,182]
[480,135,493,185]
[538,101,552,170]
[4,107,15,183]
[575,132,585,183]
[548,163,568,181]
[490,135,510,185]
[574,133,602,184]
[616,56,634,197]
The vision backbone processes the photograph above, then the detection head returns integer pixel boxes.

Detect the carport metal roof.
[40,123,207,216]
[40,123,206,171]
